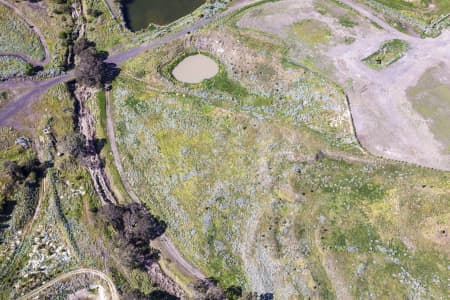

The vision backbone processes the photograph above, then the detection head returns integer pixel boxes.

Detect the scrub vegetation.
[0,57,27,80]
[1,0,449,298]
[0,82,166,299]
[0,4,45,62]
[360,0,450,36]
[109,3,449,297]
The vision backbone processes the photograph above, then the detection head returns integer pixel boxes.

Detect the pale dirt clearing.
[172,54,219,84]
[237,0,450,170]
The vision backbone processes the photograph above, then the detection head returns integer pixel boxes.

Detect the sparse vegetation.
[291,19,332,46]
[0,56,27,80]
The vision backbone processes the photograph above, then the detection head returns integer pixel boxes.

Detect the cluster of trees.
[60,132,85,159]
[192,278,261,300]
[192,279,274,299]
[74,38,107,87]
[24,63,43,76]
[99,203,166,268]
[74,38,119,87]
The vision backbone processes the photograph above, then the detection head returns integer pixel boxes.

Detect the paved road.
[16,268,119,300]
[0,0,50,66]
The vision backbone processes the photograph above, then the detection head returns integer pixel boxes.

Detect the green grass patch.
[339,14,358,27]
[291,19,332,47]
[363,39,409,70]
[407,67,450,152]
[0,56,27,80]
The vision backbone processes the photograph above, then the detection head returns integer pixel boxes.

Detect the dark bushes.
[99,203,166,268]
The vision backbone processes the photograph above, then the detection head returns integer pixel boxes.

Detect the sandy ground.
[238,0,450,170]
[172,54,219,83]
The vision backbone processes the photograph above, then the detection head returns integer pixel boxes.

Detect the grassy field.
[363,39,409,70]
[0,4,45,62]
[109,6,449,297]
[370,0,450,20]
[291,19,332,47]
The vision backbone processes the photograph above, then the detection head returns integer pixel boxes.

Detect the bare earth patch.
[238,0,450,170]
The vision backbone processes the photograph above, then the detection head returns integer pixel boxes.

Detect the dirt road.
[0,74,71,128]
[0,0,257,126]
[0,0,259,293]
[326,0,450,170]
[105,91,206,282]
[16,268,119,300]
[0,0,50,66]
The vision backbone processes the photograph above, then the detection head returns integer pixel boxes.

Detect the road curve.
[105,0,261,66]
[0,0,50,66]
[105,91,206,282]
[0,0,258,127]
[0,2,262,284]
[0,53,44,67]
[16,268,119,300]
[0,74,72,127]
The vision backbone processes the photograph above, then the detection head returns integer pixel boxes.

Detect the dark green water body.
[124,0,205,31]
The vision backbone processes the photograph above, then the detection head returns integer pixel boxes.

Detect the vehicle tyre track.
[16,268,119,300]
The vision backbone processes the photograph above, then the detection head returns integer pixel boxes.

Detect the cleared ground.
[238,0,450,170]
[407,65,450,153]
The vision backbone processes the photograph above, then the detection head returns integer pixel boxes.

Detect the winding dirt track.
[106,89,206,282]
[0,0,259,292]
[0,0,257,127]
[16,268,119,300]
[0,0,50,66]
[3,0,448,296]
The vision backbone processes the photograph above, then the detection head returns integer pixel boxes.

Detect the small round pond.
[172,54,219,84]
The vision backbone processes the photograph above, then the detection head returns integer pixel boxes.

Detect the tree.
[75,46,105,87]
[74,38,119,87]
[122,203,167,243]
